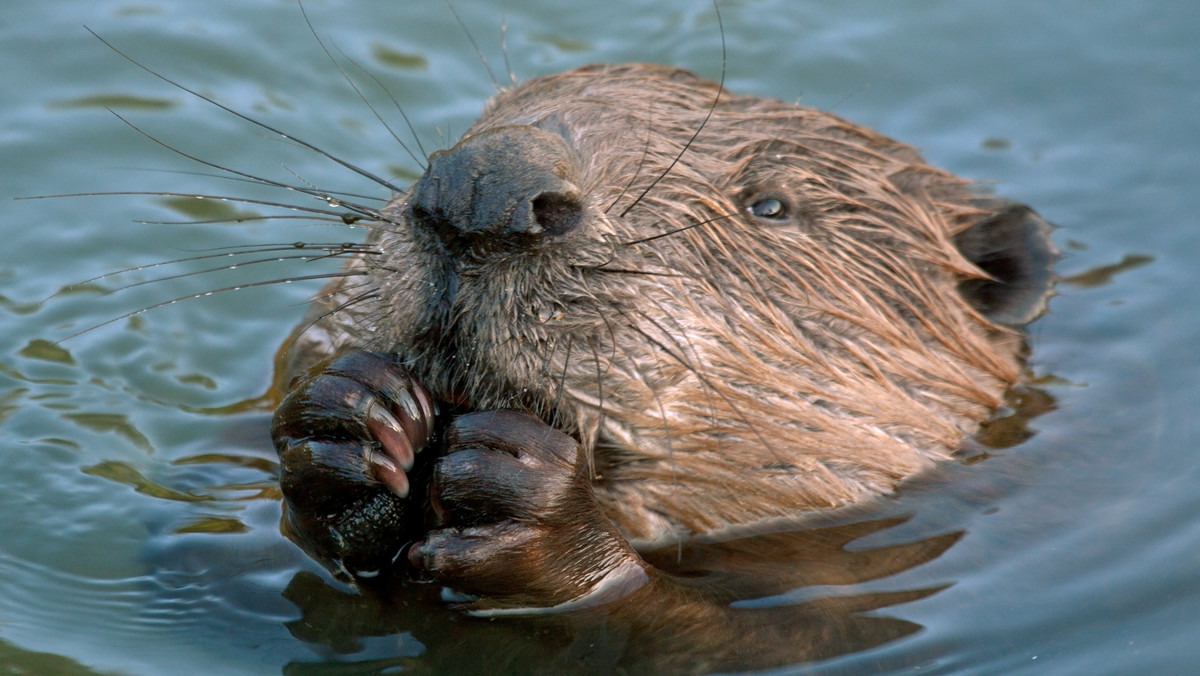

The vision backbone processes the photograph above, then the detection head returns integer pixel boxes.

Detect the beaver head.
[297,63,1055,543]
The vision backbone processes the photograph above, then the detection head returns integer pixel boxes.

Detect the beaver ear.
[954,200,1058,326]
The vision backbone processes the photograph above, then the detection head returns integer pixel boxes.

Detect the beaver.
[270,62,1055,615]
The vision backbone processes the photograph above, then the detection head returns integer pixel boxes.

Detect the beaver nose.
[409,125,584,252]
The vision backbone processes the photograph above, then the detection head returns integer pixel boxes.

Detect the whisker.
[604,100,655,215]
[183,241,376,254]
[85,27,406,194]
[21,190,380,226]
[133,214,349,226]
[335,49,430,166]
[585,336,605,479]
[618,1,725,219]
[550,336,574,431]
[118,167,389,203]
[587,267,684,278]
[298,2,428,170]
[621,211,737,247]
[97,251,376,299]
[499,6,516,86]
[443,0,500,91]
[58,271,368,343]
[103,109,386,223]
[275,161,371,213]
[44,242,378,303]
[285,287,382,352]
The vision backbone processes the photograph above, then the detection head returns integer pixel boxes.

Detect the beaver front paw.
[408,410,648,613]
[271,351,436,581]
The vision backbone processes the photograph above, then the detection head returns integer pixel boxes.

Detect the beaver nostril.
[529,192,582,236]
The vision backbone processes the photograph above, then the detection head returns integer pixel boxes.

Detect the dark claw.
[272,351,437,580]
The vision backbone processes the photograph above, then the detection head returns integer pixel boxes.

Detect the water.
[3,0,1199,673]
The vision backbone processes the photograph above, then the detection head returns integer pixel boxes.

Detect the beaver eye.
[747,197,790,222]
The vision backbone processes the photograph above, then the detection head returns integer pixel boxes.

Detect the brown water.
[3,0,1199,673]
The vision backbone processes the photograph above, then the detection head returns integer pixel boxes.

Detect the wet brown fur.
[289,63,1037,545]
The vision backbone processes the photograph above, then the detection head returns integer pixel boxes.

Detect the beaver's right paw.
[271,351,437,581]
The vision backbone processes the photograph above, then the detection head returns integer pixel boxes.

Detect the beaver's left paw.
[407,410,647,612]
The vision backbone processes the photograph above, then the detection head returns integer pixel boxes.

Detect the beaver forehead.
[480,64,887,143]
[479,63,721,125]
[471,66,733,167]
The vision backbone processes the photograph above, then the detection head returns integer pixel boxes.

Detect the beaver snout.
[410,125,585,256]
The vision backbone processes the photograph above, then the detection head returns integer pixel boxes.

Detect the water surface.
[3,0,1199,673]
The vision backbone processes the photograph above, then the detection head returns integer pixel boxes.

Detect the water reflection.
[0,637,109,676]
[279,517,955,673]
